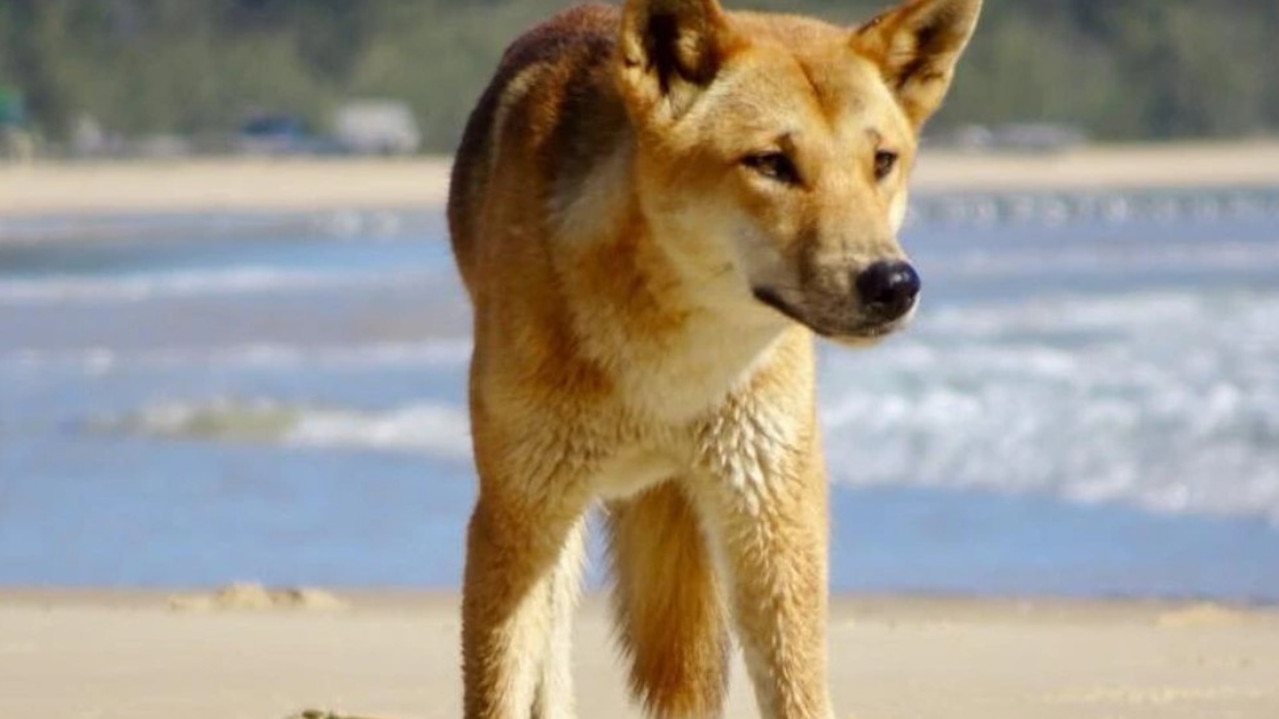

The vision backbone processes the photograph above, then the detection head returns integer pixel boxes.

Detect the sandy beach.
[2,140,1278,217]
[1,588,1277,719]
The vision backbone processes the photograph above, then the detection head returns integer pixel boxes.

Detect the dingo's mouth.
[752,286,913,342]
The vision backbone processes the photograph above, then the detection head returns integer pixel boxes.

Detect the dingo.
[447,1,980,716]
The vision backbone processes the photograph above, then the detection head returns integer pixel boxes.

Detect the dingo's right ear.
[618,0,730,121]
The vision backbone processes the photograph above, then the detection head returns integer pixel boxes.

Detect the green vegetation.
[1,0,1275,151]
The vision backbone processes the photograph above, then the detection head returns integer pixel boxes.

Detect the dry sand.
[2,587,1277,719]
[1,140,1278,218]
[912,139,1279,192]
[0,158,453,217]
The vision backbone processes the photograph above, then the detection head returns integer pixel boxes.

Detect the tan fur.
[447,1,981,717]
[608,483,729,717]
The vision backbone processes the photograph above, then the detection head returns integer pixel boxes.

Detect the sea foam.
[0,266,434,304]
[819,289,1279,524]
[98,396,472,460]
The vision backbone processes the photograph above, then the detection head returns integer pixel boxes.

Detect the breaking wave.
[820,289,1279,524]
[0,340,471,374]
[0,266,433,304]
[96,397,471,460]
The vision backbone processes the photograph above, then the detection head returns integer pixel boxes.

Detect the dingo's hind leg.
[607,483,730,719]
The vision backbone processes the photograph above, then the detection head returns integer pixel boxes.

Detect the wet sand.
[2,140,1278,218]
[1,588,1277,719]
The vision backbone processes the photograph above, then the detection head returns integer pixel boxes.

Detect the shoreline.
[1,140,1278,219]
[4,584,1278,613]
[3,587,1277,719]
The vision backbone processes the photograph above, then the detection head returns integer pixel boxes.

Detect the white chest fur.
[591,445,688,501]
[616,310,788,423]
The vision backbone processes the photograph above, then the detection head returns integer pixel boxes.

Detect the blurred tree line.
[0,0,1276,152]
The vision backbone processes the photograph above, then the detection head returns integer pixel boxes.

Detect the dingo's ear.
[854,0,981,127]
[618,0,730,120]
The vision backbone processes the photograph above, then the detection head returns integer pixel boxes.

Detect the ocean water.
[2,190,1278,600]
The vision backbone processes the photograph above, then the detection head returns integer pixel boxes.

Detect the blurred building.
[332,100,422,156]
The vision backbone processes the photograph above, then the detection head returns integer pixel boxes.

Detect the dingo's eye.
[743,152,800,185]
[874,150,898,181]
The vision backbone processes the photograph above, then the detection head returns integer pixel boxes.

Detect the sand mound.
[168,582,349,612]
[289,706,383,711]
[1156,602,1249,628]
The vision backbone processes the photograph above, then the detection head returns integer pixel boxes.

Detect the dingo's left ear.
[618,0,730,121]
[854,0,982,127]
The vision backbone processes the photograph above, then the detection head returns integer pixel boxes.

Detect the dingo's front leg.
[462,486,587,719]
[690,417,833,719]
[532,518,586,719]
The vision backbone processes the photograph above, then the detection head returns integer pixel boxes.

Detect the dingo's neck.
[553,144,805,423]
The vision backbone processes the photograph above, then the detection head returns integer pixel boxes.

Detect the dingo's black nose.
[856,261,920,320]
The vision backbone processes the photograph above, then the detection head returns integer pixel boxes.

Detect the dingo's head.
[617,0,980,343]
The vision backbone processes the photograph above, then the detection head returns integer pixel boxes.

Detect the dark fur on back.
[447,4,623,289]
